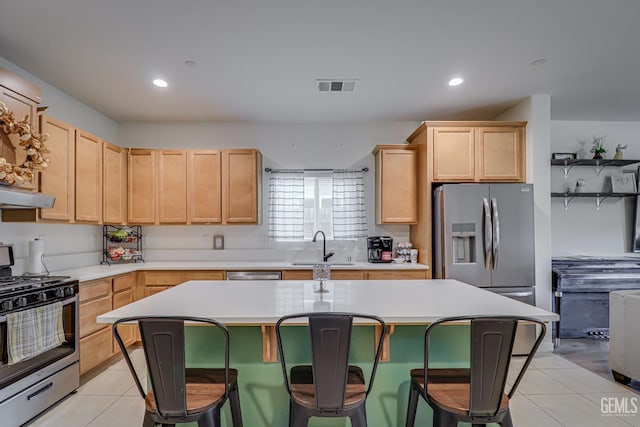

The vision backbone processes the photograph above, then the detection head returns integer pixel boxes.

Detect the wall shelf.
[551,192,640,210]
[551,159,640,177]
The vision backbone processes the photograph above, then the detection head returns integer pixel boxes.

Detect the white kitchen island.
[97,279,557,427]
[98,279,557,324]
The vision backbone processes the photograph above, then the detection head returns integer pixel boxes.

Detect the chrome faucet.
[312,230,334,262]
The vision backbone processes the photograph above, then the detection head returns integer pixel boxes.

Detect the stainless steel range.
[0,245,79,427]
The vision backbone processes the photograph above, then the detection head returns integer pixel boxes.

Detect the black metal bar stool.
[406,315,546,427]
[275,312,386,427]
[113,316,243,427]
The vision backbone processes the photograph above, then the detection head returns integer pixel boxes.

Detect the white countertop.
[97,279,558,324]
[55,261,429,282]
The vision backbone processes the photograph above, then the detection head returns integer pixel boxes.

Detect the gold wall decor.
[0,101,50,184]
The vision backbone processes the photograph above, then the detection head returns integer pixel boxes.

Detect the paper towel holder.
[27,238,49,276]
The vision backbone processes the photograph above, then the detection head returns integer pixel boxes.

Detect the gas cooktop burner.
[0,275,72,293]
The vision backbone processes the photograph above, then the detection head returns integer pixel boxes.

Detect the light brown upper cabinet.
[128,149,156,224]
[430,122,526,183]
[0,67,42,191]
[222,149,261,224]
[103,142,127,224]
[476,127,525,181]
[431,127,475,181]
[157,150,188,224]
[188,150,222,224]
[75,130,102,223]
[39,115,75,222]
[373,145,417,224]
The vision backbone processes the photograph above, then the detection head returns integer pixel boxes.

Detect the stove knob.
[65,286,75,296]
[15,297,28,308]
[37,292,47,302]
[1,300,13,311]
[55,288,65,298]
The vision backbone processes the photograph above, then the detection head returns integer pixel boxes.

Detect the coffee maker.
[367,236,393,263]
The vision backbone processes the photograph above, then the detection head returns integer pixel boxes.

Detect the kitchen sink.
[291,262,355,266]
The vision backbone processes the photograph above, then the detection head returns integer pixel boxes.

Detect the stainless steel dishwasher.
[225,271,282,280]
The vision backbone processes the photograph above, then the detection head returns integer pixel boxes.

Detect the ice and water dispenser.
[451,223,476,264]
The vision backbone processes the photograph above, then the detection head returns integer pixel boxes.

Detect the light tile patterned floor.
[25,350,640,427]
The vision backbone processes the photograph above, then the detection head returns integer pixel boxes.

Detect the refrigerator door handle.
[483,198,492,270]
[491,197,499,269]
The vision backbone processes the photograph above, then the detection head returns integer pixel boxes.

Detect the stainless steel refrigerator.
[433,183,536,354]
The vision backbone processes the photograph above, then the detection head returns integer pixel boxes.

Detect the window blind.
[268,172,304,241]
[332,170,367,239]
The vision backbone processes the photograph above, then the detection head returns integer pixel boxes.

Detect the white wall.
[551,120,640,256]
[0,57,119,142]
[494,95,553,311]
[0,56,118,273]
[119,122,419,262]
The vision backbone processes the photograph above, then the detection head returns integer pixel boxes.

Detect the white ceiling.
[1,0,639,123]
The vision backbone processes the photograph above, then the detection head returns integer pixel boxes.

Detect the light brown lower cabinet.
[79,327,114,375]
[140,270,224,298]
[282,270,313,280]
[79,295,111,338]
[79,278,113,375]
[144,286,170,297]
[366,270,428,280]
[112,272,138,348]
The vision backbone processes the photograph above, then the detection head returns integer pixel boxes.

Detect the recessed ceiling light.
[152,79,168,88]
[531,58,546,66]
[448,77,464,87]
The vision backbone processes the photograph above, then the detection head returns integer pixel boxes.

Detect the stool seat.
[144,368,239,415]
[290,365,366,410]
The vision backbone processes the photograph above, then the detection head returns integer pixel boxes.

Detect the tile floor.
[25,348,640,427]
[558,338,640,392]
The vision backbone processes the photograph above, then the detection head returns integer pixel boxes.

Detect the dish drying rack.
[101,225,144,265]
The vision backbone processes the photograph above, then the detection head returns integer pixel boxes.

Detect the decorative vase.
[593,152,603,160]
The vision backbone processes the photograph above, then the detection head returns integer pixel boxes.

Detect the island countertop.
[97,279,558,324]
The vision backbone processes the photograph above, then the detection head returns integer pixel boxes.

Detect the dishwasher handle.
[226,271,282,280]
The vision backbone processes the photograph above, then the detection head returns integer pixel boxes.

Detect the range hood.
[0,185,55,209]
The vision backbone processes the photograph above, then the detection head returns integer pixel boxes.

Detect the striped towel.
[7,302,65,365]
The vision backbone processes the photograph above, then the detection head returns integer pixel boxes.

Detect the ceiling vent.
[317,79,357,92]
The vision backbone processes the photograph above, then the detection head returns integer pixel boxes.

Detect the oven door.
[0,295,78,397]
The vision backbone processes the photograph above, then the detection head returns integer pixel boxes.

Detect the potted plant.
[591,136,606,159]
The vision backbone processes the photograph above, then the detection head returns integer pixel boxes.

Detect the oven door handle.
[0,296,77,322]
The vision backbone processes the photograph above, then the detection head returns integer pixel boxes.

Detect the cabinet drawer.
[282,270,313,280]
[145,286,169,297]
[80,327,113,375]
[331,271,366,280]
[142,270,224,286]
[79,295,112,338]
[113,289,133,308]
[79,278,112,303]
[113,272,136,293]
[366,270,427,280]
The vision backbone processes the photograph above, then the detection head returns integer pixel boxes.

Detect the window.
[303,173,334,240]
[268,170,367,241]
